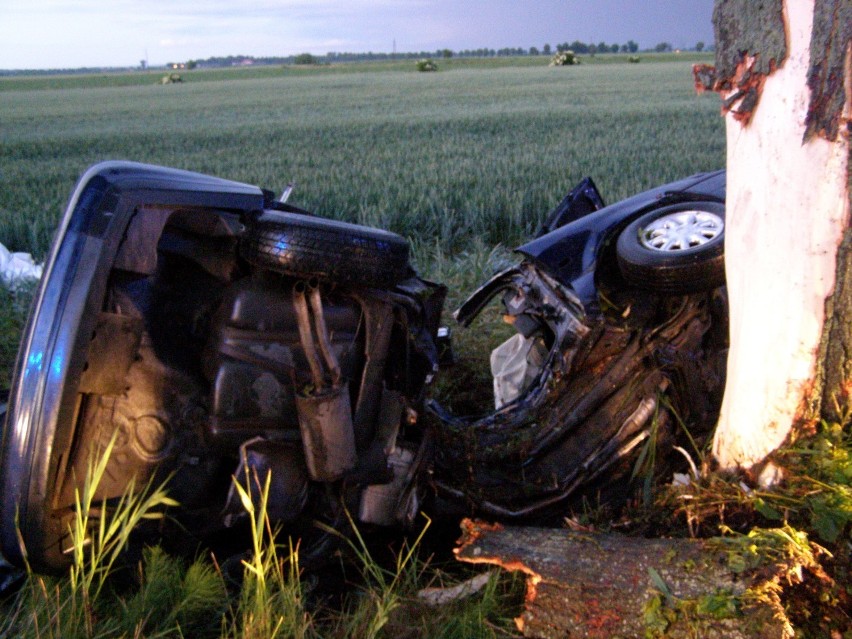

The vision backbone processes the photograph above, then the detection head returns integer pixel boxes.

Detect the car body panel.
[516,170,726,305]
[0,162,265,568]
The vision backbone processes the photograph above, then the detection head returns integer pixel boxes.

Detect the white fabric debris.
[490,333,547,409]
[671,473,691,487]
[417,571,494,606]
[0,243,42,286]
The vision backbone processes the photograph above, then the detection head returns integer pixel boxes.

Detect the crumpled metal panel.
[430,262,725,519]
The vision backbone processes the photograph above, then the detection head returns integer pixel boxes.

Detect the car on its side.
[0,162,726,573]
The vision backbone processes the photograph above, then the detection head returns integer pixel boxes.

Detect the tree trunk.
[454,519,799,639]
[709,0,851,470]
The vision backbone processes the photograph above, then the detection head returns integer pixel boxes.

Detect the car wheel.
[616,201,725,294]
[241,211,410,287]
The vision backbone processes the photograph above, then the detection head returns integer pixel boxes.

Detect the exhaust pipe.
[292,281,356,481]
[308,281,342,385]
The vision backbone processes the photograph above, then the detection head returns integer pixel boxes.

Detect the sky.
[0,0,715,70]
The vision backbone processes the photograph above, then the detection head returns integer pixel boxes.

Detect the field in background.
[0,54,724,390]
[0,52,714,90]
[4,59,852,639]
[0,55,723,269]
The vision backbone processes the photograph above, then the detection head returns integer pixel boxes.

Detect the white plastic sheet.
[490,333,547,409]
[0,243,42,286]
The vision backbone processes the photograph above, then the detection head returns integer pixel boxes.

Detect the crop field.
[5,58,852,639]
[0,55,725,407]
[0,56,724,268]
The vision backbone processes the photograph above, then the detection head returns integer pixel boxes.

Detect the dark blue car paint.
[0,162,727,571]
[0,162,265,568]
[516,170,726,306]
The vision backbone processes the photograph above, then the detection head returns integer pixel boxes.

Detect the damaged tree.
[709,0,851,470]
[455,519,823,639]
[447,2,850,637]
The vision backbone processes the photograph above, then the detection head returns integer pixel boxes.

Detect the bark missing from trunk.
[711,0,788,123]
[453,519,542,634]
[805,0,852,141]
[713,0,851,470]
[454,519,795,638]
[693,63,718,92]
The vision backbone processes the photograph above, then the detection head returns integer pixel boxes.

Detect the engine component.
[292,280,357,481]
[295,386,356,482]
[358,446,415,526]
[223,438,309,527]
[204,275,362,442]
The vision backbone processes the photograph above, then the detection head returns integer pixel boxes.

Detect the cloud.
[0,0,713,69]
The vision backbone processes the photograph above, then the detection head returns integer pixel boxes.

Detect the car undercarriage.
[0,162,727,573]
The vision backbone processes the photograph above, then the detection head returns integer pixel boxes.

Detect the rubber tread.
[616,202,725,295]
[241,211,410,287]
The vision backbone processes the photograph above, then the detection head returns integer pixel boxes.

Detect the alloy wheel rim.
[639,210,724,251]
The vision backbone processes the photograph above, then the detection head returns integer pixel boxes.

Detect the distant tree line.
[179,39,711,70]
[0,38,712,75]
[555,40,639,54]
[0,66,140,76]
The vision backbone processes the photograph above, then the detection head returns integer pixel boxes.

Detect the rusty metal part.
[291,279,358,481]
[292,282,325,390]
[350,293,397,450]
[307,281,342,386]
[78,312,144,395]
[295,383,356,482]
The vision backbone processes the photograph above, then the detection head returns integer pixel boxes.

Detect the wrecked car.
[0,161,727,573]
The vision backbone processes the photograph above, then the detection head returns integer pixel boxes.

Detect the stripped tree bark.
[707,0,851,470]
[455,519,812,639]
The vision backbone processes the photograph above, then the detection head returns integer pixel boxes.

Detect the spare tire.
[241,211,410,287]
[616,201,725,295]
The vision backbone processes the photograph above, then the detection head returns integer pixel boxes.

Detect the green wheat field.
[0,56,723,264]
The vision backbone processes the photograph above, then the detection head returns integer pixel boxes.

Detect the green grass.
[0,282,33,388]
[0,443,522,639]
[0,57,723,262]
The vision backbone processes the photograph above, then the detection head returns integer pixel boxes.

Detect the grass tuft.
[223,468,312,639]
[0,281,34,388]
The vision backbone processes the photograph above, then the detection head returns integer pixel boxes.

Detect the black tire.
[616,201,725,294]
[241,211,410,287]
